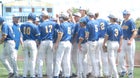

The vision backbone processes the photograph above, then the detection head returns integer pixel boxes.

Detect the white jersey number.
[114,29,119,37]
[100,22,105,30]
[46,25,52,33]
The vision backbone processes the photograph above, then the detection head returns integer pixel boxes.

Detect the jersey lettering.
[46,25,52,33]
[23,27,31,35]
[114,29,118,37]
[68,27,71,34]
[95,25,98,32]
[100,22,105,30]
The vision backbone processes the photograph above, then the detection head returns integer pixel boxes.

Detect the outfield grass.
[0,41,140,78]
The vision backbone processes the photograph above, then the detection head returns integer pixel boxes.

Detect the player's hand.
[117,47,122,53]
[78,44,82,51]
[54,42,59,50]
[127,40,132,45]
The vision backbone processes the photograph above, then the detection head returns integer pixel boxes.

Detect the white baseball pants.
[0,40,18,76]
[107,41,119,78]
[37,40,53,78]
[23,40,37,77]
[54,41,72,77]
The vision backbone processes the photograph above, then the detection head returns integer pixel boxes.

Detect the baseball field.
[0,41,140,78]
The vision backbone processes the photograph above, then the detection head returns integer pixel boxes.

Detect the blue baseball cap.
[123,10,130,15]
[0,17,4,24]
[79,18,87,24]
[28,13,36,21]
[108,14,116,19]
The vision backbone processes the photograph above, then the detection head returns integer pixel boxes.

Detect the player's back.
[20,22,40,41]
[60,21,72,41]
[107,23,122,42]
[39,20,56,41]
[87,20,99,41]
[97,18,109,38]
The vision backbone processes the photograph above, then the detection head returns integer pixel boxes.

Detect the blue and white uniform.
[20,20,40,77]
[96,18,109,77]
[86,19,99,77]
[106,23,123,78]
[37,20,57,78]
[118,18,136,77]
[0,22,18,77]
[54,21,73,78]
[77,26,89,78]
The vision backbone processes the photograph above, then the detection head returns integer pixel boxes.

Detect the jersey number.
[68,27,71,34]
[24,27,31,35]
[100,22,105,30]
[95,25,98,32]
[114,29,119,37]
[46,25,52,33]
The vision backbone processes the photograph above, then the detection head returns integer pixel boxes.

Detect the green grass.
[136,40,140,52]
[0,41,140,78]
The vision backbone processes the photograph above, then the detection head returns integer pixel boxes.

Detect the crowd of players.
[0,7,138,78]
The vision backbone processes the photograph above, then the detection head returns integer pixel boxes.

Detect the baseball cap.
[79,7,86,11]
[41,11,49,16]
[73,12,81,17]
[60,12,69,20]
[123,10,130,15]
[108,14,117,19]
[0,17,4,24]
[87,12,94,16]
[28,13,36,21]
[79,18,87,24]
[13,15,20,19]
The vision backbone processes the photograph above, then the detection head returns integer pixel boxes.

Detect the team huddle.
[0,7,137,78]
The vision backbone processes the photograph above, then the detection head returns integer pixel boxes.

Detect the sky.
[45,0,140,20]
[1,0,140,20]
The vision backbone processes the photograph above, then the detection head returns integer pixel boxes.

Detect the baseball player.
[86,12,100,77]
[79,7,92,76]
[0,17,18,78]
[94,12,110,77]
[12,15,23,51]
[53,13,73,78]
[103,14,123,78]
[37,11,57,78]
[77,18,89,78]
[70,12,81,77]
[118,10,137,78]
[20,13,40,78]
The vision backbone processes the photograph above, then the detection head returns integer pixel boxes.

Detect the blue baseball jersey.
[12,23,21,50]
[59,21,73,41]
[121,19,136,39]
[106,23,123,42]
[77,27,88,44]
[1,23,15,41]
[20,22,40,41]
[87,20,99,41]
[97,19,109,38]
[38,20,58,41]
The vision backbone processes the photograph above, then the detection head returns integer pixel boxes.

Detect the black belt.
[123,37,128,40]
[89,40,96,42]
